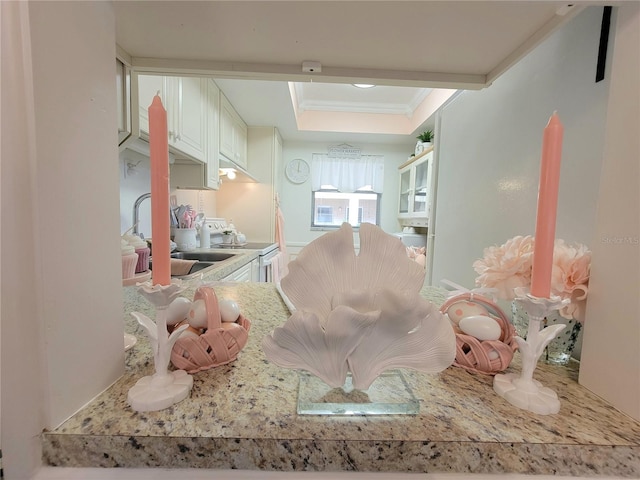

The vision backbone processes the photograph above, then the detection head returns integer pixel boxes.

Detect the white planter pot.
[415,141,432,155]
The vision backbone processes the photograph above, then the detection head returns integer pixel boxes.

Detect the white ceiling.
[292,83,431,116]
[114,1,589,145]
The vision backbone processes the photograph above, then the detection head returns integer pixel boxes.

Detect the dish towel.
[274,194,289,279]
[271,251,289,283]
[170,259,197,276]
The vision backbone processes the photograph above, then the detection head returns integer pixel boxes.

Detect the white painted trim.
[116,43,132,66]
[129,57,489,90]
[486,5,586,85]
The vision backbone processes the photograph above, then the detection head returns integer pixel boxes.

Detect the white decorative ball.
[187,299,208,329]
[446,301,490,325]
[166,297,192,326]
[219,298,240,323]
[459,315,502,341]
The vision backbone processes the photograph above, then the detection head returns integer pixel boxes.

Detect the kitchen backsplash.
[119,150,218,238]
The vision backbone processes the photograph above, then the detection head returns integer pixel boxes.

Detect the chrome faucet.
[132,192,151,236]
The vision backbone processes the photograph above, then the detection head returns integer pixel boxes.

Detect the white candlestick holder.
[493,287,569,415]
[127,280,193,412]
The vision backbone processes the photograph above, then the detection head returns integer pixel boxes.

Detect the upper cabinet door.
[219,93,248,169]
[398,168,412,215]
[398,150,433,220]
[116,59,132,146]
[234,120,248,169]
[173,77,207,162]
[412,159,430,215]
[137,74,168,137]
[206,79,220,190]
[219,95,235,161]
[136,74,207,163]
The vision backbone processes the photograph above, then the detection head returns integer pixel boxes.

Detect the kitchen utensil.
[182,210,191,229]
[170,207,179,227]
[194,213,205,230]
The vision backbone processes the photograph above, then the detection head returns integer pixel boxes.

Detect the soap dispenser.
[200,223,211,249]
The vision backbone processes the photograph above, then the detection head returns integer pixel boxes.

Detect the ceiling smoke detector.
[302,61,322,73]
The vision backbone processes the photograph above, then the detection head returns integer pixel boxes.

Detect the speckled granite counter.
[42,282,640,476]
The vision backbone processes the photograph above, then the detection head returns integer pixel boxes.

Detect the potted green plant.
[222,229,234,244]
[415,130,433,154]
[417,130,433,143]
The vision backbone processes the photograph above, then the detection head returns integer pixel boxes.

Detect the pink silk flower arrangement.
[473,235,591,322]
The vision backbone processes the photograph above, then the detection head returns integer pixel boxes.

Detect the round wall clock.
[285,158,310,184]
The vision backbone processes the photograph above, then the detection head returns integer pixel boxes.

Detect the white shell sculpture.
[263,223,456,390]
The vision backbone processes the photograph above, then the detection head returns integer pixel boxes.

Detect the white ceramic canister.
[174,228,197,251]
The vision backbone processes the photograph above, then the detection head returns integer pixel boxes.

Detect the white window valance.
[311,153,385,193]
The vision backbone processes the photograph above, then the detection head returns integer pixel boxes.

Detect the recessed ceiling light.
[352,84,375,89]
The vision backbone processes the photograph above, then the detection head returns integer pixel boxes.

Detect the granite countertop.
[42,282,640,476]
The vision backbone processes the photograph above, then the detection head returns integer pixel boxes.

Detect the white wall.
[579,3,640,421]
[216,127,280,243]
[431,7,610,289]
[280,141,414,250]
[1,2,45,476]
[119,150,152,235]
[2,2,124,477]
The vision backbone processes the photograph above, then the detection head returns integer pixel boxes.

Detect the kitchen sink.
[170,252,236,262]
[149,251,239,278]
[183,261,215,274]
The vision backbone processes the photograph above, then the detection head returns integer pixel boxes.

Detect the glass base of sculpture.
[297,370,419,415]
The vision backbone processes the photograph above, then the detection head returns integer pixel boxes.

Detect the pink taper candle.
[149,95,171,285]
[530,112,564,298]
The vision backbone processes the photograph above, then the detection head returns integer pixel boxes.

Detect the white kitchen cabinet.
[221,261,252,282]
[171,79,221,190]
[219,92,248,169]
[173,76,207,161]
[116,58,131,146]
[205,79,220,189]
[398,148,434,222]
[250,258,260,282]
[136,74,207,163]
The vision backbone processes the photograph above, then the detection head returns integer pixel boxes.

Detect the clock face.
[285,158,310,184]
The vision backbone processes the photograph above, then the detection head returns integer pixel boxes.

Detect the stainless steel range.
[203,218,279,282]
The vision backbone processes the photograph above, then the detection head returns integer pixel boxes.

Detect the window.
[312,189,380,228]
[310,150,384,229]
[316,205,334,224]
